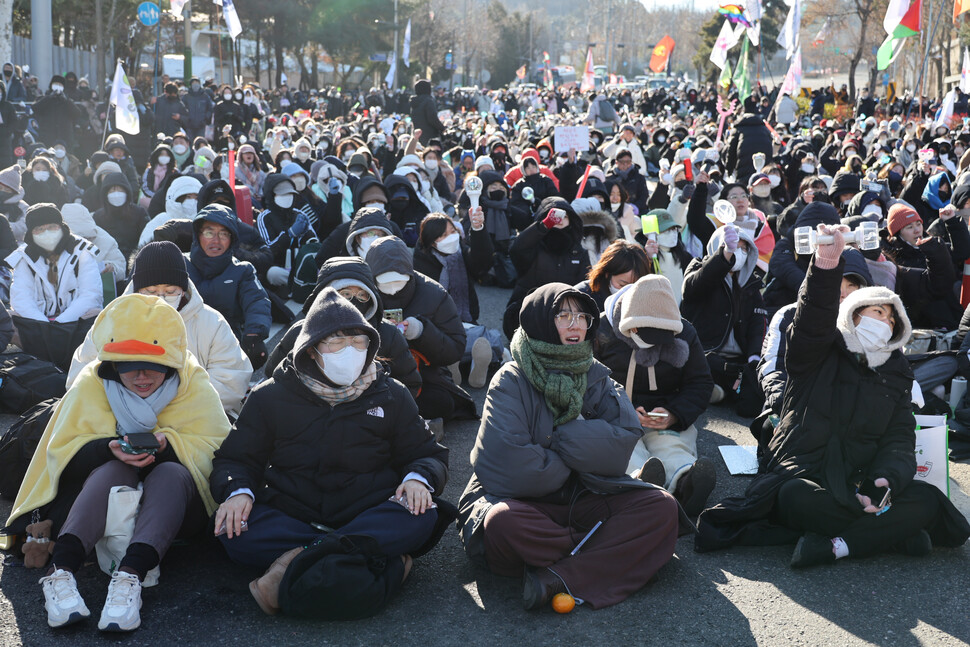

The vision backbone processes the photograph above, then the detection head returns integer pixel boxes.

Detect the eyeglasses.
[337,288,371,303]
[554,312,593,330]
[201,229,232,240]
[318,335,370,353]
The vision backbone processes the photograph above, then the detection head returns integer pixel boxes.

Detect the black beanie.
[132,241,189,291]
[415,79,432,95]
[25,203,62,231]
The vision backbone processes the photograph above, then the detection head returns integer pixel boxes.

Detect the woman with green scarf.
[456,282,680,610]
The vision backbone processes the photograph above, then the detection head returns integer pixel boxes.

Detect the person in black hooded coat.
[264,256,421,397]
[385,174,430,247]
[724,114,772,186]
[509,160,558,230]
[313,176,402,266]
[505,197,592,339]
[198,178,273,274]
[696,226,970,566]
[763,202,842,318]
[409,80,445,145]
[92,172,150,259]
[210,287,452,607]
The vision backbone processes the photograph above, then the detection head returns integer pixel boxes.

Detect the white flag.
[745,0,763,21]
[110,61,140,135]
[385,57,397,88]
[710,21,736,70]
[221,0,242,39]
[746,20,761,47]
[961,48,970,94]
[402,19,412,68]
[934,89,956,129]
[776,0,801,60]
[780,47,802,96]
[170,0,188,19]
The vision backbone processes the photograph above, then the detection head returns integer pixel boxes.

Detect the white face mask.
[33,229,63,252]
[752,184,771,198]
[731,249,748,273]
[657,135,666,144]
[275,194,294,209]
[32,170,50,182]
[425,159,438,172]
[296,150,310,161]
[364,201,384,212]
[224,92,233,100]
[158,155,171,165]
[658,230,679,248]
[54,148,66,159]
[435,232,460,255]
[51,84,63,93]
[180,198,198,216]
[801,163,815,173]
[854,314,893,351]
[315,346,368,386]
[107,191,127,207]
[862,204,882,217]
[768,175,781,188]
[420,179,430,193]
[610,201,621,212]
[906,143,917,152]
[173,144,188,155]
[376,273,409,295]
[356,232,381,257]
[319,141,330,151]
[235,92,243,101]
[163,292,183,309]
[291,176,307,192]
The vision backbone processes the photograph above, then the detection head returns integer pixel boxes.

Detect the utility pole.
[30,0,52,88]
[183,0,192,80]
[96,0,105,99]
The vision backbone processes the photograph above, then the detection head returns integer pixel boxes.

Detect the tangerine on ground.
[551,592,575,613]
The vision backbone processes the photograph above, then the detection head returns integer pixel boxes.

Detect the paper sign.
[554,125,590,153]
[718,445,759,475]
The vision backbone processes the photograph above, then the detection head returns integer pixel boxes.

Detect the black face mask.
[674,180,690,190]
[491,152,506,166]
[488,190,507,201]
[390,197,409,210]
[939,191,951,202]
[812,191,830,204]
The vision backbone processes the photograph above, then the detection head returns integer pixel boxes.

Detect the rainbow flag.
[718,3,753,27]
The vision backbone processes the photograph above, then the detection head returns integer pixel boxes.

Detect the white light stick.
[464,175,483,211]
[713,199,736,224]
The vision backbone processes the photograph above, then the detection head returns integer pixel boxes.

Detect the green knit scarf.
[510,328,593,425]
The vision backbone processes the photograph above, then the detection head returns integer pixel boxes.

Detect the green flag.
[732,36,751,101]
[719,60,733,89]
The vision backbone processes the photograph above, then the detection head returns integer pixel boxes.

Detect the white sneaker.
[40,569,90,628]
[98,571,142,632]
[468,337,492,389]
[448,361,462,386]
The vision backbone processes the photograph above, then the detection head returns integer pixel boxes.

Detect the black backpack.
[0,353,67,415]
[278,533,405,620]
[598,99,617,123]
[0,398,58,500]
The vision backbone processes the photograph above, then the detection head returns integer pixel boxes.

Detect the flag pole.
[907,0,943,120]
[102,58,122,149]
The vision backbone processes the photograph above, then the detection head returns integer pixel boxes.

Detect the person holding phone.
[210,287,451,615]
[7,294,230,631]
[696,224,970,566]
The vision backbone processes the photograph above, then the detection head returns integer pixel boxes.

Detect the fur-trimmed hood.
[578,209,619,242]
[836,286,911,368]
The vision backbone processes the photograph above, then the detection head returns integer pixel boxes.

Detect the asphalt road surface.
[1,284,969,647]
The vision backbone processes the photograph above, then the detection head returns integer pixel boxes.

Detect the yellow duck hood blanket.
[7,293,231,525]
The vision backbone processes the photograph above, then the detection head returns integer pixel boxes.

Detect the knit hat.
[25,203,62,231]
[887,203,921,236]
[364,235,413,278]
[474,156,494,171]
[131,241,189,291]
[616,275,683,346]
[0,165,21,192]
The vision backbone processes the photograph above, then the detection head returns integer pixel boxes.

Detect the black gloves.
[242,335,268,370]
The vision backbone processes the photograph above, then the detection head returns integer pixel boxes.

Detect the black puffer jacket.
[696,261,969,552]
[506,197,591,338]
[595,315,713,432]
[315,207,402,267]
[409,85,445,145]
[211,359,447,529]
[264,256,421,397]
[725,114,773,184]
[881,235,960,329]
[384,174,430,246]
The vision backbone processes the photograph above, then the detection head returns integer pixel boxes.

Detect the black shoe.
[522,567,566,611]
[674,458,716,517]
[637,457,666,487]
[897,529,933,557]
[790,533,836,568]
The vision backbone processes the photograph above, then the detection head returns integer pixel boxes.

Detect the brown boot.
[249,546,304,615]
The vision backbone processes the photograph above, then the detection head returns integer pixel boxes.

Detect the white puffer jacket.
[138,175,203,246]
[61,203,127,283]
[66,279,253,414]
[6,234,103,322]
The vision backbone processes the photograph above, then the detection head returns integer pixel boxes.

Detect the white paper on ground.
[718,445,760,475]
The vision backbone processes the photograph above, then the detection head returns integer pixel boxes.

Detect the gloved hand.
[678,183,695,203]
[541,209,565,230]
[813,223,848,269]
[329,177,342,194]
[266,266,289,286]
[242,335,268,370]
[403,316,424,340]
[723,225,739,253]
